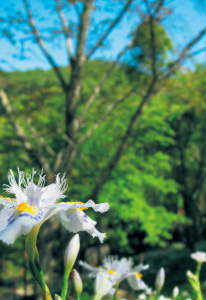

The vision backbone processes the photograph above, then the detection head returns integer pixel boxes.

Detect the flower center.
[108,269,117,275]
[136,273,142,279]
[17,202,36,215]
[69,201,88,211]
[0,195,14,202]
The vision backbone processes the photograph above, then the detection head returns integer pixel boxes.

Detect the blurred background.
[0,0,206,299]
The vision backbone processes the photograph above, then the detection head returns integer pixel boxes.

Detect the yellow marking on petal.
[69,201,88,211]
[0,195,14,202]
[17,202,36,215]
[136,273,142,279]
[108,269,117,275]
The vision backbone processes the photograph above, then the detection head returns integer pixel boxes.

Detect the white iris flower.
[191,251,206,263]
[80,256,149,292]
[0,168,109,244]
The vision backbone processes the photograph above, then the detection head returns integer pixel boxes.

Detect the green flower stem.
[187,263,203,300]
[113,283,119,300]
[155,291,160,300]
[61,266,72,300]
[196,262,202,277]
[93,294,101,300]
[26,226,53,300]
[195,262,203,300]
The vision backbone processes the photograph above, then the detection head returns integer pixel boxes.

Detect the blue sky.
[0,0,206,71]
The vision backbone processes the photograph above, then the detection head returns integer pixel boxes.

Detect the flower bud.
[71,269,83,299]
[173,286,179,299]
[64,234,80,270]
[186,270,196,280]
[54,294,62,300]
[155,268,165,292]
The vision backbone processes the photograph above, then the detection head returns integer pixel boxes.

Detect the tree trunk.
[182,191,202,250]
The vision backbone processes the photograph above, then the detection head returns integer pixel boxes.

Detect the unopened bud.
[54,294,62,300]
[155,268,165,292]
[71,269,83,299]
[186,270,196,280]
[173,286,179,299]
[64,234,80,270]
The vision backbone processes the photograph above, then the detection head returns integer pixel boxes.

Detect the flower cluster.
[80,256,150,298]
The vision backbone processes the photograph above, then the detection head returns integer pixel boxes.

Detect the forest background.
[0,0,206,299]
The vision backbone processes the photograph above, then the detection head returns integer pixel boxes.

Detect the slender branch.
[147,3,157,80]
[90,76,157,199]
[152,0,165,15]
[0,89,51,173]
[56,0,74,65]
[62,133,77,148]
[78,43,132,125]
[54,148,64,173]
[23,0,67,91]
[162,26,206,81]
[86,0,133,59]
[79,89,135,144]
[187,46,206,58]
[26,118,56,157]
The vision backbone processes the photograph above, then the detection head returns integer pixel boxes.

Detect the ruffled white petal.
[0,197,15,206]
[84,200,110,213]
[133,264,150,272]
[52,200,109,213]
[3,169,26,204]
[79,261,99,277]
[59,208,106,242]
[0,209,47,244]
[0,205,16,232]
[40,174,67,207]
[127,274,149,291]
[103,256,133,275]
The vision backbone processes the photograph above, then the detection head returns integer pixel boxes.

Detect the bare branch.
[152,0,165,14]
[78,42,132,125]
[56,0,74,65]
[79,89,135,144]
[23,0,67,91]
[0,89,51,173]
[62,133,77,148]
[86,0,133,59]
[65,0,94,137]
[185,46,206,59]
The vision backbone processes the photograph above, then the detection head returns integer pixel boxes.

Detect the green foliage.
[0,61,206,260]
[124,20,173,77]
